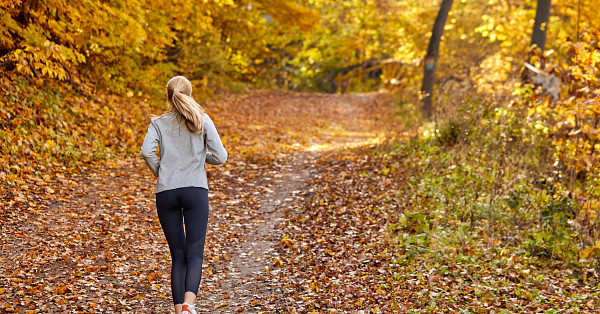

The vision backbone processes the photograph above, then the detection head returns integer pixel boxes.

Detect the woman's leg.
[156,189,187,311]
[178,187,209,305]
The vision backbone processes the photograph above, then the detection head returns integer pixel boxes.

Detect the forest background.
[2,0,600,312]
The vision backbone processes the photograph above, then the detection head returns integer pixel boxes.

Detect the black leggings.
[156,187,209,305]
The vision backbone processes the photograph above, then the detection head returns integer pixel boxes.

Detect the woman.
[141,76,227,314]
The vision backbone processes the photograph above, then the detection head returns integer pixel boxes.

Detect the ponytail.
[162,76,205,134]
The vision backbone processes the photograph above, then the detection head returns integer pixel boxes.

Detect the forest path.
[0,91,402,313]
[196,152,316,312]
[193,91,400,312]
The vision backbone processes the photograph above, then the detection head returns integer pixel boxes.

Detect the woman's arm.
[204,115,228,165]
[141,122,160,177]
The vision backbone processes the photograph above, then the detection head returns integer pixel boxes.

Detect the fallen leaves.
[269,140,600,312]
[4,89,596,312]
[0,91,399,312]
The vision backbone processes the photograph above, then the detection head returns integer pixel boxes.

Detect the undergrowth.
[384,96,599,270]
[386,31,600,269]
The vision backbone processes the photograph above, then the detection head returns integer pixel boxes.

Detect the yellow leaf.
[581,241,600,259]
[46,139,56,149]
[581,247,595,259]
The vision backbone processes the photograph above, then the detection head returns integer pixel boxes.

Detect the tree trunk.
[420,0,454,120]
[531,0,552,52]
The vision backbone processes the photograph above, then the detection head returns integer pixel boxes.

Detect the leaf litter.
[2,90,597,313]
[0,91,397,313]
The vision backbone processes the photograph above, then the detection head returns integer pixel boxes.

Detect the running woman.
[141,76,227,314]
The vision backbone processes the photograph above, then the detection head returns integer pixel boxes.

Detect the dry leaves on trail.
[264,148,402,312]
[0,158,171,312]
[187,91,403,312]
[1,91,400,313]
[210,90,399,157]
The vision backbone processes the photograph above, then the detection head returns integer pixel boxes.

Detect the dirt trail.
[196,154,317,312]
[190,92,396,312]
[0,91,398,313]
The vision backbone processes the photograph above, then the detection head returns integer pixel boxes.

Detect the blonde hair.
[160,76,205,134]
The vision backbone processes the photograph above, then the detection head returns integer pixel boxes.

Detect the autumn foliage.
[2,0,600,312]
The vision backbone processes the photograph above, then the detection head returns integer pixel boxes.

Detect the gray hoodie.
[141,112,227,193]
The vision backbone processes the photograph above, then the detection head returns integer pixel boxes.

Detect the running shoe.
[182,303,197,314]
